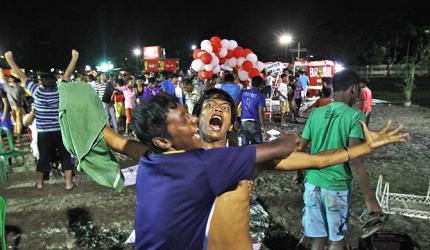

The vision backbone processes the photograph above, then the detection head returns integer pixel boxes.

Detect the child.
[116,78,137,135]
[113,79,126,132]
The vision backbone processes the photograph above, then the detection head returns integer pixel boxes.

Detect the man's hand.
[72,49,79,58]
[365,197,382,214]
[361,120,409,150]
[4,51,13,60]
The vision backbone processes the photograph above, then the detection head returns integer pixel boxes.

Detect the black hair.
[322,77,332,85]
[251,76,264,88]
[132,94,179,153]
[148,77,156,84]
[116,78,125,86]
[321,86,332,98]
[40,73,57,88]
[223,73,234,83]
[360,78,369,85]
[332,69,360,92]
[88,74,96,81]
[182,78,192,85]
[192,88,236,124]
[280,73,287,78]
[171,73,178,78]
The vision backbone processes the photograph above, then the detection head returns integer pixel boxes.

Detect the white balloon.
[257,61,265,72]
[204,64,213,71]
[213,65,221,75]
[219,47,228,58]
[246,53,258,63]
[238,70,249,81]
[211,55,219,67]
[200,40,213,52]
[237,57,246,67]
[221,39,230,49]
[191,59,204,72]
[228,40,238,50]
[227,57,237,68]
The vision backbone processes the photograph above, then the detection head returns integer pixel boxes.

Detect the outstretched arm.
[103,127,147,161]
[4,51,28,83]
[274,120,408,171]
[63,49,79,82]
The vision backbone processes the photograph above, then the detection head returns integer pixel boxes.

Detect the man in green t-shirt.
[299,69,382,250]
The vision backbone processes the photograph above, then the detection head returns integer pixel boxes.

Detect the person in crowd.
[101,76,118,132]
[238,76,266,146]
[172,73,184,105]
[116,77,137,135]
[322,77,334,99]
[220,73,242,146]
[183,77,200,114]
[277,73,291,126]
[299,70,310,100]
[0,71,26,141]
[141,76,160,100]
[88,73,98,90]
[264,71,275,98]
[359,79,373,126]
[4,49,78,190]
[0,69,13,133]
[160,71,175,96]
[304,86,333,112]
[293,75,303,117]
[135,75,145,100]
[298,69,385,250]
[95,73,107,100]
[113,79,126,132]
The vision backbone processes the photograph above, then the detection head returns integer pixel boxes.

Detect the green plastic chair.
[0,126,29,173]
[0,196,6,250]
[0,160,6,183]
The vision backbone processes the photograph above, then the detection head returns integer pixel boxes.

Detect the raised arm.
[274,120,408,171]
[4,51,28,82]
[63,49,79,82]
[103,126,148,161]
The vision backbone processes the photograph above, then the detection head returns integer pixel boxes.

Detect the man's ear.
[152,137,173,150]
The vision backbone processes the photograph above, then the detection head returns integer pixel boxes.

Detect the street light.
[191,44,197,50]
[279,34,293,62]
[133,48,141,70]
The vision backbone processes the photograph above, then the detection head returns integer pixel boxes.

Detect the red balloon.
[242,60,253,71]
[211,41,221,52]
[198,70,213,80]
[210,36,221,44]
[214,51,220,59]
[199,53,213,64]
[243,48,253,57]
[249,68,260,78]
[219,58,226,65]
[233,46,244,58]
[193,49,203,60]
[226,49,234,59]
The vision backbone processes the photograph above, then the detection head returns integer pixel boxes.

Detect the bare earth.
[1,85,430,249]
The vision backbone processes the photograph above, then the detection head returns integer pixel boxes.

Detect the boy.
[277,73,290,126]
[238,76,266,146]
[359,79,372,126]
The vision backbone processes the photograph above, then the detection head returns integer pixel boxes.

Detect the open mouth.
[209,115,223,132]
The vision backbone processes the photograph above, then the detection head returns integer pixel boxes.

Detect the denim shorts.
[302,182,351,241]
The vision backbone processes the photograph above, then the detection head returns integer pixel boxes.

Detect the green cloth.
[301,102,365,190]
[59,82,124,192]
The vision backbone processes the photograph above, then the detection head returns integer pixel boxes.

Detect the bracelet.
[343,146,351,161]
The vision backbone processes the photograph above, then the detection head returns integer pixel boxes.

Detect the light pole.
[279,34,293,63]
[133,48,141,70]
[191,44,197,50]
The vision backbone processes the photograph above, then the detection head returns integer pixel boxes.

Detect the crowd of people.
[1,49,400,250]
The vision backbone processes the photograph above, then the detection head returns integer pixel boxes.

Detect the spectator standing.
[358,79,372,126]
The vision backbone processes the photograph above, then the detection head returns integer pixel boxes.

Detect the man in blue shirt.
[238,76,266,146]
[299,70,310,99]
[160,71,175,96]
[220,73,241,103]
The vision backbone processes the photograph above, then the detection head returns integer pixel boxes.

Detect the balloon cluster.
[191,36,265,81]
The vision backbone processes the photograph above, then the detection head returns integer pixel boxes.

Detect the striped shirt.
[95,82,106,100]
[26,80,61,132]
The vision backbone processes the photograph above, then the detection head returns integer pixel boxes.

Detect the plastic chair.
[0,126,28,173]
[0,160,6,183]
[264,98,275,125]
[0,196,6,250]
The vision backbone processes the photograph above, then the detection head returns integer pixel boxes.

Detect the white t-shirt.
[266,76,274,87]
[278,82,289,102]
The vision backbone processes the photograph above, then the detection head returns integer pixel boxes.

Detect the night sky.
[1,1,429,71]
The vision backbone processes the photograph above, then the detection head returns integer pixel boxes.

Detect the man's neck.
[333,92,350,106]
[201,138,227,149]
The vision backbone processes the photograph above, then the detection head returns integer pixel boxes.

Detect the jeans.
[241,120,263,146]
[103,102,118,131]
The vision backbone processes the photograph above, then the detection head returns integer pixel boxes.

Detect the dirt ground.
[1,78,429,249]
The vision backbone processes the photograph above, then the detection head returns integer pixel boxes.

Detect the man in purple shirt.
[141,77,160,100]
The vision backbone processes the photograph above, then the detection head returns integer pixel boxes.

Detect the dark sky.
[1,0,429,71]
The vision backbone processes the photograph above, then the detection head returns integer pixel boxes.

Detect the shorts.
[125,108,132,124]
[115,102,124,119]
[37,131,74,173]
[280,100,290,113]
[302,182,351,241]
